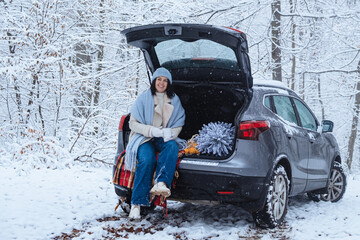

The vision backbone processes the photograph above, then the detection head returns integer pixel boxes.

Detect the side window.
[273,96,298,125]
[264,96,271,109]
[293,99,317,131]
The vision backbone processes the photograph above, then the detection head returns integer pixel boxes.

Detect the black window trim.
[291,97,320,132]
[263,94,277,114]
[269,95,276,114]
[289,97,302,128]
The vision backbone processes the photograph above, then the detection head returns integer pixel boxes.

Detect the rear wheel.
[320,162,346,202]
[253,165,289,228]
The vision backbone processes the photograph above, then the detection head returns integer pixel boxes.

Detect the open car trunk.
[174,83,247,159]
[175,83,244,139]
[121,83,247,160]
[120,24,253,159]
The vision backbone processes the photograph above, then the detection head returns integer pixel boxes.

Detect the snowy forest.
[0,0,359,171]
[1,0,360,239]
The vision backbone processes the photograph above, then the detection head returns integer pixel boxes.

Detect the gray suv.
[114,24,346,228]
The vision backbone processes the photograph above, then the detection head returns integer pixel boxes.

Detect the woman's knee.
[137,143,157,166]
[164,140,179,153]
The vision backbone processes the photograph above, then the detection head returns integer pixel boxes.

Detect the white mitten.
[163,128,173,142]
[150,127,163,138]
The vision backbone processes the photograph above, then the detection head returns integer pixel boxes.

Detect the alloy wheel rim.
[321,168,344,202]
[272,174,287,220]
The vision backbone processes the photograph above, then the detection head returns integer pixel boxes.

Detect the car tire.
[253,165,289,228]
[320,161,346,202]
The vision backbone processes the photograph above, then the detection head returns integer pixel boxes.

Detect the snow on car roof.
[253,79,289,89]
[253,79,291,95]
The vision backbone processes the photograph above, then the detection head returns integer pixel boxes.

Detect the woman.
[124,67,185,220]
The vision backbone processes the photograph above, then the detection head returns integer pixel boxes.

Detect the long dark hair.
[150,79,175,98]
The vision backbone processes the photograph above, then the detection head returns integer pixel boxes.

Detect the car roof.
[253,79,300,97]
[253,79,289,89]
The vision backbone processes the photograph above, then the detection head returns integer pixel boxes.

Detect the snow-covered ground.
[1,166,360,240]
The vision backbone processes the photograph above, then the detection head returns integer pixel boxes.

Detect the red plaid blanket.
[112,150,183,190]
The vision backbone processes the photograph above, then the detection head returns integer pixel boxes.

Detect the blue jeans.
[131,137,179,206]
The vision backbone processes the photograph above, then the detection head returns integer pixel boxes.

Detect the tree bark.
[290,0,296,90]
[317,75,325,120]
[271,0,282,81]
[26,73,38,123]
[73,43,92,118]
[7,32,23,122]
[346,61,360,170]
[54,62,63,137]
[36,77,45,131]
[93,0,105,135]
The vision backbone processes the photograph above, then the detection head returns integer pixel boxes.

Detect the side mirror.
[322,120,334,133]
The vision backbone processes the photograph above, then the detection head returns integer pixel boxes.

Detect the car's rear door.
[271,95,309,194]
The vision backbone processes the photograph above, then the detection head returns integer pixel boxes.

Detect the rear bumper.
[113,159,269,213]
[170,169,268,212]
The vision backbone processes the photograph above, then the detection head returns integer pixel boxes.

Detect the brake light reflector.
[217,191,234,195]
[118,115,127,131]
[238,121,270,140]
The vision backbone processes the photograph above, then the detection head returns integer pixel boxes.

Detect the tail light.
[238,121,270,140]
[118,115,127,131]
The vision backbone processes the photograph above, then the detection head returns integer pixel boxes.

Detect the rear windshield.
[155,39,237,65]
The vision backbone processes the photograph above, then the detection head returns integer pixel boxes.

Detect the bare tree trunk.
[290,0,296,90]
[94,0,104,108]
[317,75,325,120]
[12,79,23,124]
[54,62,63,137]
[346,61,360,170]
[26,74,37,123]
[271,0,282,81]
[8,32,23,122]
[36,77,45,131]
[94,54,102,108]
[93,0,105,135]
[73,43,92,118]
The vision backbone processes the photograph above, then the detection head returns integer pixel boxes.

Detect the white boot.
[150,182,171,198]
[128,205,141,220]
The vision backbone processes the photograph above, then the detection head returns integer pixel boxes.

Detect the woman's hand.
[150,127,164,138]
[150,127,174,141]
[163,128,174,142]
